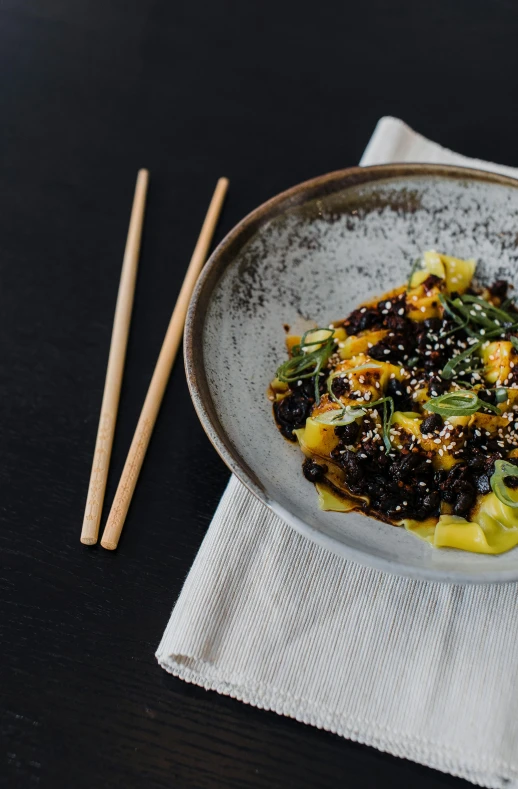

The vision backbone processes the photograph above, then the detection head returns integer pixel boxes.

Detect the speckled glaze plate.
[185,164,518,583]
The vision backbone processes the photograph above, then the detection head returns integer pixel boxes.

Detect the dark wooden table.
[2,1,517,787]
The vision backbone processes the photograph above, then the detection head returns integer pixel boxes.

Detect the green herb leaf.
[368,396,394,453]
[439,293,518,341]
[461,294,516,326]
[438,294,480,339]
[424,389,500,417]
[491,460,518,508]
[276,328,335,404]
[440,340,481,380]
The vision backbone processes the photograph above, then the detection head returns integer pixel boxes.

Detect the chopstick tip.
[100,538,118,551]
[80,536,98,546]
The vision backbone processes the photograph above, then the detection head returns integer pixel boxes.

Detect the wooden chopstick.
[80,169,149,545]
[100,177,229,550]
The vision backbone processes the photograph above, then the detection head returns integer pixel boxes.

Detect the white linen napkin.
[157,117,518,789]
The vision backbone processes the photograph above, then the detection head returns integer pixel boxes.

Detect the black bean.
[338,449,364,482]
[331,376,349,398]
[302,459,328,483]
[423,317,442,332]
[420,413,443,435]
[421,491,441,513]
[453,491,475,516]
[385,377,413,411]
[385,315,408,331]
[335,421,359,444]
[389,452,422,482]
[274,394,311,440]
[489,279,508,300]
[343,307,381,336]
[428,375,450,396]
[467,454,485,470]
[477,388,497,406]
[475,474,491,494]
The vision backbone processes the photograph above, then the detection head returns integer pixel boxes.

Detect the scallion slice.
[313,407,365,426]
[490,460,518,508]
[339,362,383,374]
[495,387,508,403]
[423,389,499,416]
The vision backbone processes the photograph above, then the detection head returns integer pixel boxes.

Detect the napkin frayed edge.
[157,653,515,788]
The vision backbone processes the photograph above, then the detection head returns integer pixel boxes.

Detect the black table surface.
[2,1,517,787]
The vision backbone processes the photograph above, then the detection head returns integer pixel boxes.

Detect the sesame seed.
[438,449,444,456]
[420,306,426,313]
[385,301,392,309]
[398,308,405,316]
[360,307,366,313]
[433,438,441,444]
[384,349,390,355]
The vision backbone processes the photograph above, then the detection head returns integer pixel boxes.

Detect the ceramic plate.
[185,164,518,583]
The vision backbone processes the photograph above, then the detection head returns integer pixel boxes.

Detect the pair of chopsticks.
[80,172,229,549]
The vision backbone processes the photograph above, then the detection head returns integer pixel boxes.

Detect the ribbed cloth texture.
[157,118,518,789]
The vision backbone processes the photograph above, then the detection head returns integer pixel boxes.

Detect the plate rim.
[184,162,518,584]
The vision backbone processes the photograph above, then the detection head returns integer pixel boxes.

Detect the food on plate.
[270,251,518,554]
